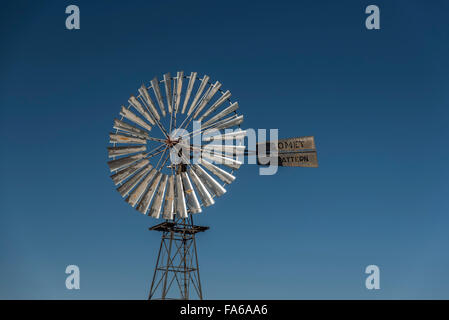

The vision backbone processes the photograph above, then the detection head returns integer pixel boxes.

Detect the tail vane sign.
[278,151,318,167]
[256,136,318,167]
[277,136,315,152]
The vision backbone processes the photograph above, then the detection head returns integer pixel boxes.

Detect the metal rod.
[161,231,173,299]
[191,216,203,299]
[148,236,164,299]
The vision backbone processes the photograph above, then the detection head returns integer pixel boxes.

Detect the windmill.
[106,71,318,300]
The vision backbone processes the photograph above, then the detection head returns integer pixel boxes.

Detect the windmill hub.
[164,136,180,148]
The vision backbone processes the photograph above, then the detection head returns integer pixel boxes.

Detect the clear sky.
[1,0,448,299]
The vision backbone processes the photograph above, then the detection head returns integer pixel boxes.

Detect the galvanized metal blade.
[138,85,160,121]
[128,95,156,125]
[126,168,158,207]
[136,172,162,214]
[175,174,188,218]
[109,133,147,145]
[183,114,241,142]
[108,145,146,158]
[213,115,244,130]
[150,77,166,117]
[193,81,222,119]
[200,114,239,132]
[117,164,152,197]
[201,152,242,170]
[181,72,197,114]
[120,106,153,132]
[149,174,168,218]
[113,119,149,139]
[198,90,231,122]
[107,153,146,172]
[162,175,175,220]
[174,71,183,114]
[187,75,210,116]
[188,168,214,207]
[200,159,236,184]
[181,172,202,214]
[203,130,247,142]
[163,73,173,114]
[192,164,226,197]
[110,159,150,185]
[202,102,239,127]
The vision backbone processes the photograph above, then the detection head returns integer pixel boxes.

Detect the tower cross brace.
[148,216,208,300]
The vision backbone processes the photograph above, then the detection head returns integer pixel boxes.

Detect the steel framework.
[148,216,209,300]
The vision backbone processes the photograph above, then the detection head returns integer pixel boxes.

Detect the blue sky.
[1,0,448,299]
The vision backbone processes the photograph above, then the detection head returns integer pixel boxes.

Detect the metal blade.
[113,119,149,139]
[128,95,156,125]
[126,168,158,207]
[200,159,236,184]
[198,90,231,122]
[138,85,160,121]
[163,73,173,114]
[181,72,197,114]
[193,81,222,119]
[120,106,152,132]
[149,174,168,218]
[175,174,188,218]
[214,115,244,130]
[116,164,152,197]
[109,133,147,144]
[203,130,247,142]
[202,102,239,127]
[162,175,175,219]
[192,164,226,197]
[201,152,242,169]
[202,114,238,131]
[150,77,166,117]
[107,152,146,172]
[187,75,210,116]
[110,159,150,185]
[136,172,162,214]
[188,168,214,207]
[181,172,202,214]
[174,71,183,114]
[108,145,146,158]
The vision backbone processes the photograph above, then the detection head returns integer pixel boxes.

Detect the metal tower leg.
[192,227,203,300]
[148,217,209,300]
[161,230,173,299]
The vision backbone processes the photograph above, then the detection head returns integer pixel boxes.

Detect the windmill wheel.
[107,71,246,219]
